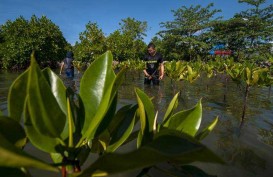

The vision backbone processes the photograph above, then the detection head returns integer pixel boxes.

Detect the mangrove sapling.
[0,51,224,177]
[240,65,268,123]
[258,68,273,99]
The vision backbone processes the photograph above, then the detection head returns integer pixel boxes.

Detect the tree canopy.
[0,0,272,69]
[0,15,69,70]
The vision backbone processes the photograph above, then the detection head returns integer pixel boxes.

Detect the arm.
[59,62,64,75]
[143,69,149,77]
[143,55,152,78]
[143,69,152,79]
[159,63,164,80]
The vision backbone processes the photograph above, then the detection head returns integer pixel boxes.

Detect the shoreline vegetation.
[0,1,272,70]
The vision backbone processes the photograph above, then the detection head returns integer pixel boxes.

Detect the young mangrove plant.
[240,62,268,124]
[0,51,224,177]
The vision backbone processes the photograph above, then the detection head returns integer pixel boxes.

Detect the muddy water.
[1,70,273,177]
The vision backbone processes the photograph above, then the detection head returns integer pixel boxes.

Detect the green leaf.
[95,94,118,138]
[135,88,155,146]
[42,68,67,115]
[24,97,65,153]
[135,88,155,133]
[42,68,70,140]
[93,67,126,139]
[195,117,218,141]
[75,132,223,177]
[245,67,251,85]
[8,69,29,122]
[106,105,137,152]
[79,51,115,137]
[67,97,74,148]
[64,89,85,142]
[162,92,179,123]
[111,67,126,98]
[163,99,202,137]
[0,116,26,149]
[27,54,66,137]
[0,133,58,172]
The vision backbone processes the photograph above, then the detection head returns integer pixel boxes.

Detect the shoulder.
[143,54,149,60]
[156,52,163,57]
[155,52,163,61]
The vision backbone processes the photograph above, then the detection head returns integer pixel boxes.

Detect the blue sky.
[1,0,272,45]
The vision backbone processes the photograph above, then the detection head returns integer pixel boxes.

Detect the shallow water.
[1,70,273,177]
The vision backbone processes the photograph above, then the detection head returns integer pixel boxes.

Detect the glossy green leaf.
[27,54,66,137]
[135,88,155,133]
[106,105,137,152]
[0,116,26,149]
[80,83,115,144]
[79,51,115,137]
[195,117,219,141]
[107,104,132,133]
[24,97,65,153]
[163,99,202,137]
[67,97,74,147]
[64,89,84,142]
[135,91,146,135]
[0,133,58,172]
[111,67,126,97]
[43,68,70,140]
[8,69,29,122]
[93,68,126,139]
[42,68,67,115]
[162,92,179,123]
[135,88,155,146]
[75,132,223,177]
[94,94,118,138]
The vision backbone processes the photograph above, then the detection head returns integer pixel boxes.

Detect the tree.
[73,22,107,62]
[211,0,273,61]
[210,18,247,60]
[237,0,273,59]
[119,17,147,41]
[105,18,147,61]
[0,15,68,70]
[158,3,221,61]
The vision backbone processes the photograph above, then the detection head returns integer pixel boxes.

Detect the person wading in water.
[143,42,164,85]
[60,51,74,78]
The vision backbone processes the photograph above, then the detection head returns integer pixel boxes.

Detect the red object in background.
[214,50,232,55]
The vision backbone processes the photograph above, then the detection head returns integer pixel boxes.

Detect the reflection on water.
[1,70,273,177]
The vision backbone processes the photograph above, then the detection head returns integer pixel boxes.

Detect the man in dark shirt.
[143,42,164,85]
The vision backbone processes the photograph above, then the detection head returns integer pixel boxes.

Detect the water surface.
[1,70,273,177]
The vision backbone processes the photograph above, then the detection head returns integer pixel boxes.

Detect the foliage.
[106,18,147,61]
[117,59,145,71]
[0,51,223,177]
[0,15,69,70]
[74,18,147,63]
[106,30,146,61]
[73,22,107,63]
[212,0,273,61]
[158,3,222,61]
[119,17,147,41]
